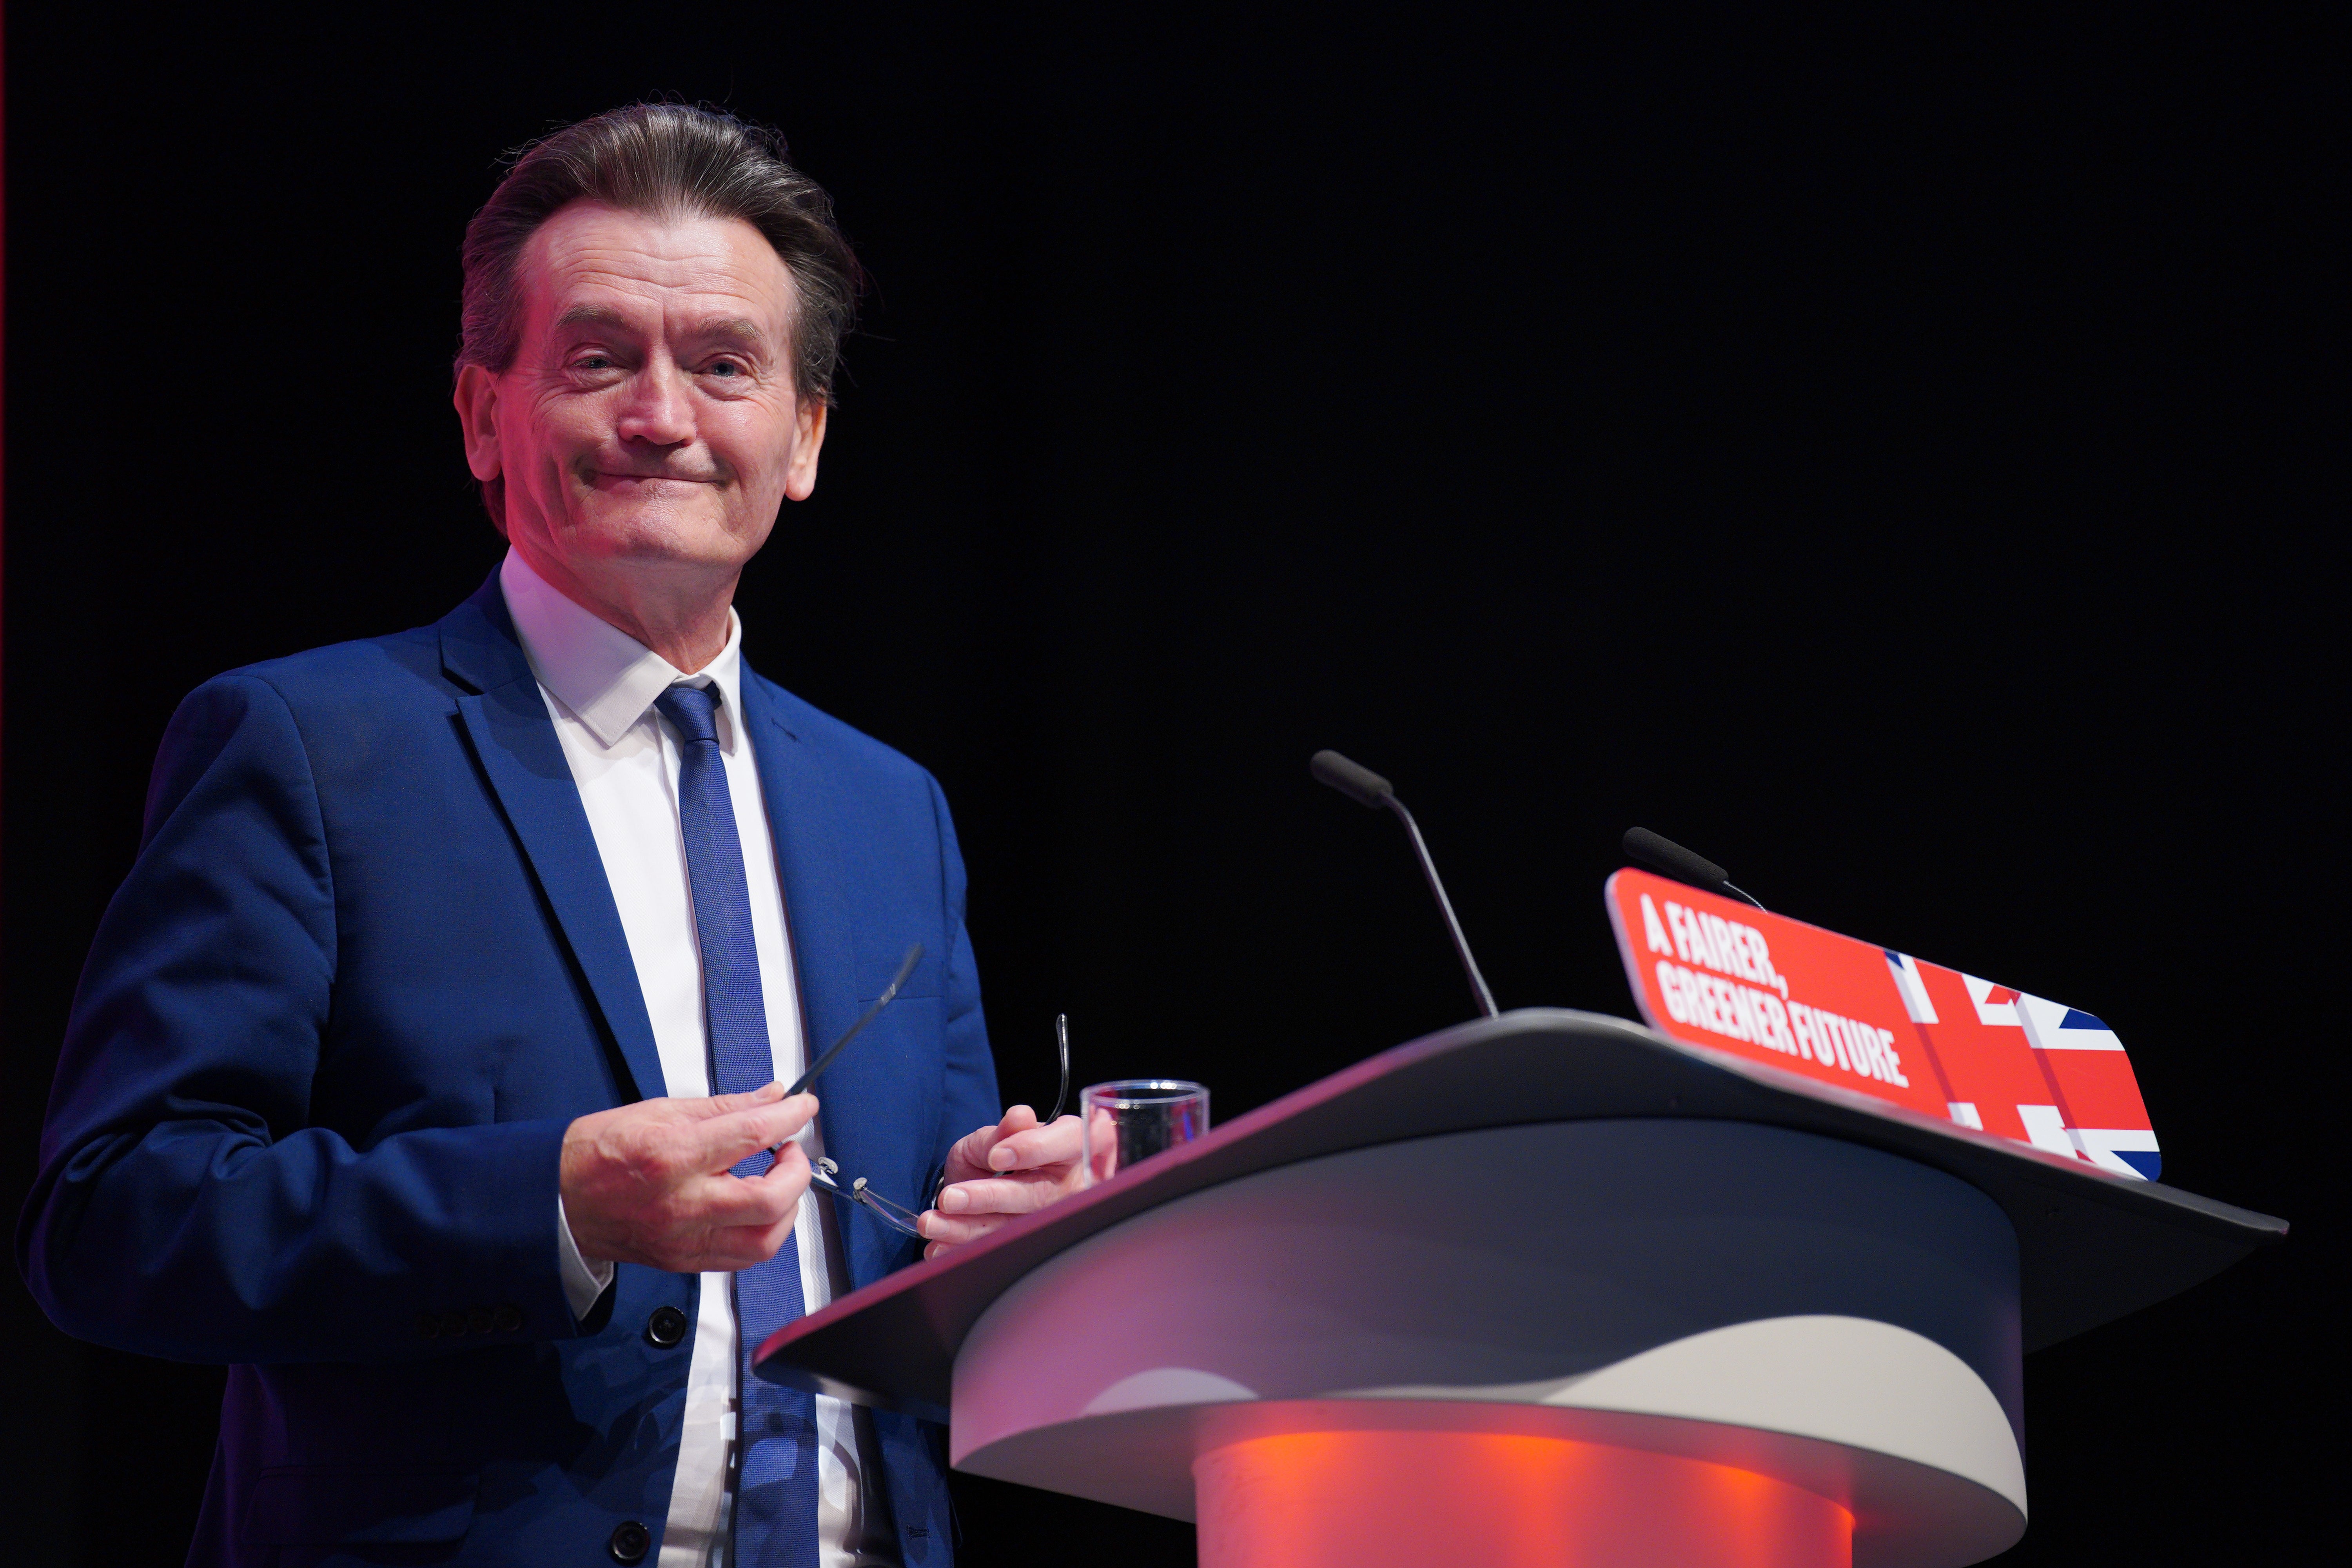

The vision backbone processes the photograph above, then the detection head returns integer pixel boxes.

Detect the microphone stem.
[1383,796,1499,1018]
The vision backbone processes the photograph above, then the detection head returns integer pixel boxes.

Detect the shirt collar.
[498,546,746,752]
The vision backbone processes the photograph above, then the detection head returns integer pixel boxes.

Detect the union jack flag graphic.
[1921,965,2160,1181]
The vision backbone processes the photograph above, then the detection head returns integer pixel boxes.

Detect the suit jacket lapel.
[440,579,668,1104]
[748,675,945,1292]
[741,677,865,1062]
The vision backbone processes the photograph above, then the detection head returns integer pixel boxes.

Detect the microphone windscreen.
[1622,827,1730,891]
[1311,750,1394,808]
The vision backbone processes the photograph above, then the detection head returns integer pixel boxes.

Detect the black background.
[3,4,2336,1563]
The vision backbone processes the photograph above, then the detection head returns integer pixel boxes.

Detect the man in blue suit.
[19,105,1079,1566]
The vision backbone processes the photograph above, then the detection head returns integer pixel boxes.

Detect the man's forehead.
[554,304,769,341]
[519,201,795,332]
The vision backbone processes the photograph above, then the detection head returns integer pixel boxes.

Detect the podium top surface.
[758,1008,2285,1416]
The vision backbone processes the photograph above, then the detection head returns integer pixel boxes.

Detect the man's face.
[456,200,825,592]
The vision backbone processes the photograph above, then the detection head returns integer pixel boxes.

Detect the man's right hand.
[559,1083,817,1272]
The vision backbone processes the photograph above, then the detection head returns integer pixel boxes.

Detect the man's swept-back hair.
[456,103,863,521]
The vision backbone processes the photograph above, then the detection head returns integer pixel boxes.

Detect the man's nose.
[614,362,695,448]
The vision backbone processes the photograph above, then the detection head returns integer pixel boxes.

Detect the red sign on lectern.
[1605,869,2161,1181]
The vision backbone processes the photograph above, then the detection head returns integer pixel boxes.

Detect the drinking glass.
[1081,1079,1210,1185]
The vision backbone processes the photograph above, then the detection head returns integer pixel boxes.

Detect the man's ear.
[454,364,503,482]
[782,401,829,503]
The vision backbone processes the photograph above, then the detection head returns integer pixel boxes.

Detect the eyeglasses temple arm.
[786,942,923,1099]
[1047,1013,1071,1123]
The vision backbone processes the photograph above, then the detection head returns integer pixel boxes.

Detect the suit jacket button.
[494,1303,524,1334]
[608,1520,652,1564]
[439,1311,468,1339]
[419,1312,441,1339]
[644,1306,688,1348]
[466,1306,495,1336]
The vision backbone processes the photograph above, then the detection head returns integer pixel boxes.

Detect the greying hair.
[456,105,863,522]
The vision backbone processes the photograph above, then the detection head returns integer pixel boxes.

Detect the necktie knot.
[655,683,723,748]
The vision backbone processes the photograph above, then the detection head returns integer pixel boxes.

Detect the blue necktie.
[655,684,818,1568]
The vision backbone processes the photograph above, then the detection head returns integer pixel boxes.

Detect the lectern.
[759,1010,2283,1567]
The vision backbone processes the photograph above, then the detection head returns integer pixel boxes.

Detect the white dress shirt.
[501,548,893,1568]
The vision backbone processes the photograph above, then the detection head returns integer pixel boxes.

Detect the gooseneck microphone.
[1311,750,1499,1018]
[1622,826,1765,910]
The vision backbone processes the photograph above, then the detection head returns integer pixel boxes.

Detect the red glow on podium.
[1194,1429,1854,1568]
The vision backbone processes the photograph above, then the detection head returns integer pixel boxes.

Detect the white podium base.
[953,1120,2029,1567]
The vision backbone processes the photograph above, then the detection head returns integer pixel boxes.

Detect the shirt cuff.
[556,1194,617,1321]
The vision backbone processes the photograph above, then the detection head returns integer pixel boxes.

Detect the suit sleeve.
[15,674,579,1363]
[927,772,1001,1185]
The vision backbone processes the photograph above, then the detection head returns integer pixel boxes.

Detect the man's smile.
[583,469,724,489]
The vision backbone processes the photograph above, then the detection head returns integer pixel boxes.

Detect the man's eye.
[707,361,742,377]
[575,355,614,371]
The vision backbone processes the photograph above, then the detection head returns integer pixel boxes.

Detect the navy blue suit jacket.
[18,577,998,1565]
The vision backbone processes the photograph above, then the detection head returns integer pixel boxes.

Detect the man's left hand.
[920,1105,1084,1259]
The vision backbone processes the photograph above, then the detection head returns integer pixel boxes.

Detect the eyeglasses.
[805,1008,1074,1240]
